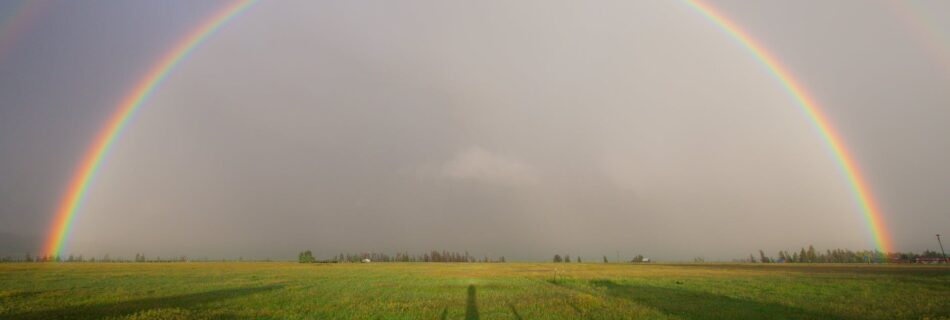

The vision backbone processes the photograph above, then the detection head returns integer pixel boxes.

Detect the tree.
[749,254,756,263]
[299,250,315,263]
[603,256,608,263]
[807,245,817,263]
[553,254,562,263]
[577,257,582,263]
[759,250,770,263]
[565,255,571,263]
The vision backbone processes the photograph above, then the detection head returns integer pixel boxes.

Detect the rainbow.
[0,0,46,62]
[45,0,894,257]
[683,0,892,253]
[43,0,258,257]
[885,0,950,77]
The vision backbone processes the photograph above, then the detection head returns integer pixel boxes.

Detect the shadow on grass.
[7,285,281,320]
[664,263,950,275]
[567,301,588,318]
[1,290,45,300]
[508,304,523,320]
[590,280,843,320]
[465,285,479,320]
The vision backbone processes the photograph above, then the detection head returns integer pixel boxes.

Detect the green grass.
[1,262,948,319]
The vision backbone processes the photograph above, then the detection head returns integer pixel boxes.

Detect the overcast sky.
[1,0,948,261]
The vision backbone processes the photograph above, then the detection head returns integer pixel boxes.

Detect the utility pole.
[938,234,947,263]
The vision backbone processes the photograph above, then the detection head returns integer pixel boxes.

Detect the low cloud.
[437,146,538,186]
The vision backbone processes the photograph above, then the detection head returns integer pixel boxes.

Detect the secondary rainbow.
[43,0,258,257]
[684,0,892,253]
[0,0,46,62]
[885,0,950,77]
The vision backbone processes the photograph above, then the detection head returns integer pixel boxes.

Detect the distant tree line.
[745,245,947,263]
[552,254,590,263]
[0,253,278,263]
[4,245,943,264]
[894,250,947,262]
[571,254,648,263]
[298,250,506,263]
[0,253,191,263]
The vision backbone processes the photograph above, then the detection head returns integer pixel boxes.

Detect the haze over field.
[1,0,949,261]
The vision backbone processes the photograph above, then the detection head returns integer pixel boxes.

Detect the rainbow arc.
[683,0,891,253]
[43,0,258,256]
[43,0,892,256]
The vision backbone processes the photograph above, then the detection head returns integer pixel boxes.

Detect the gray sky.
[1,0,948,261]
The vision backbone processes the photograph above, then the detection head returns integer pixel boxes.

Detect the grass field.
[1,262,948,319]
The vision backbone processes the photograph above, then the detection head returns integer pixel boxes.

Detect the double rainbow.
[44,0,892,257]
